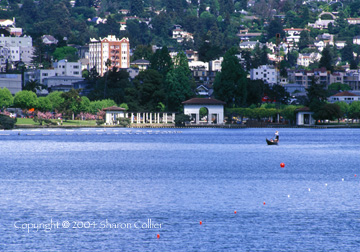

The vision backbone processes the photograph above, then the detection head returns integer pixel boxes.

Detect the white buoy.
[287,195,290,198]
[342,178,344,181]
[308,188,311,192]
[325,183,328,186]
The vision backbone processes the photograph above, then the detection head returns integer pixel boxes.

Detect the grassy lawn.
[16,118,40,125]
[16,118,97,126]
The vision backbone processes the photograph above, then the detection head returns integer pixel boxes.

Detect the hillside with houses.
[1,0,360,126]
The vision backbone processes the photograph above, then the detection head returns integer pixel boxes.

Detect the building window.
[74,71,79,75]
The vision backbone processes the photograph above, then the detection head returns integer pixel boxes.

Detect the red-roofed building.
[329,91,360,104]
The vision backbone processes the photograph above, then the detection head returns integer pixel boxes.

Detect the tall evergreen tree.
[251,43,262,68]
[319,45,333,72]
[134,69,166,111]
[306,76,328,115]
[341,41,354,63]
[298,30,311,51]
[260,45,269,65]
[165,51,194,111]
[213,47,247,107]
[150,46,173,78]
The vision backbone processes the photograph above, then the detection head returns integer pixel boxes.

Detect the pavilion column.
[150,113,152,124]
[131,113,134,123]
[137,113,140,123]
[172,113,175,123]
[158,113,160,124]
[163,113,167,124]
[208,112,211,124]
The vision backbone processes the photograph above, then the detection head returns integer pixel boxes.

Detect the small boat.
[266,138,278,145]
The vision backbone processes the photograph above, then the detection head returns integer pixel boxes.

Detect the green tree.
[47,91,65,111]
[37,96,52,112]
[319,45,333,72]
[328,82,351,91]
[246,79,265,107]
[341,41,354,63]
[335,101,349,119]
[89,99,117,114]
[267,84,290,107]
[75,0,93,7]
[315,103,342,122]
[251,43,262,68]
[298,30,311,51]
[0,87,13,108]
[306,77,328,120]
[150,46,173,78]
[213,47,247,107]
[132,45,153,61]
[53,46,78,62]
[13,91,38,109]
[349,101,360,121]
[134,69,166,111]
[60,89,82,120]
[266,18,285,40]
[165,51,194,111]
[130,0,143,16]
[281,105,298,125]
[79,96,91,112]
[24,80,45,93]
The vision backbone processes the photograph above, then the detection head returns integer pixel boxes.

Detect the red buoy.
[157,234,160,239]
[234,210,237,214]
[199,221,202,225]
[263,201,266,205]
[280,163,285,168]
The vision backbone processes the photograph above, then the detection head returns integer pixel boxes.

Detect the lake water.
[0,128,359,251]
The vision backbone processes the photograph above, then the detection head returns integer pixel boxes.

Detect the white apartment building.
[0,35,33,65]
[250,65,278,85]
[25,60,82,85]
[89,35,130,76]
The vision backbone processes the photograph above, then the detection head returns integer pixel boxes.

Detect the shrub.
[117,117,130,127]
[175,113,191,127]
[0,114,17,129]
[96,119,105,125]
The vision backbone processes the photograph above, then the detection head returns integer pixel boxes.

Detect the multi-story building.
[250,65,278,85]
[0,74,22,94]
[0,46,10,72]
[25,59,82,85]
[287,68,329,88]
[89,35,130,76]
[0,35,33,65]
[343,70,360,90]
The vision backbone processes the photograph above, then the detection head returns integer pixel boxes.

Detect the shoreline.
[11,124,360,129]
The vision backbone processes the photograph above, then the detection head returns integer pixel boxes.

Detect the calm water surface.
[0,128,359,251]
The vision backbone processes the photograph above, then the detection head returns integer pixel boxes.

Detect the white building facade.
[182,98,226,125]
[250,65,278,85]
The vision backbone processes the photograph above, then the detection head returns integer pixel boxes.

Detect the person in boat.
[274,131,279,142]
